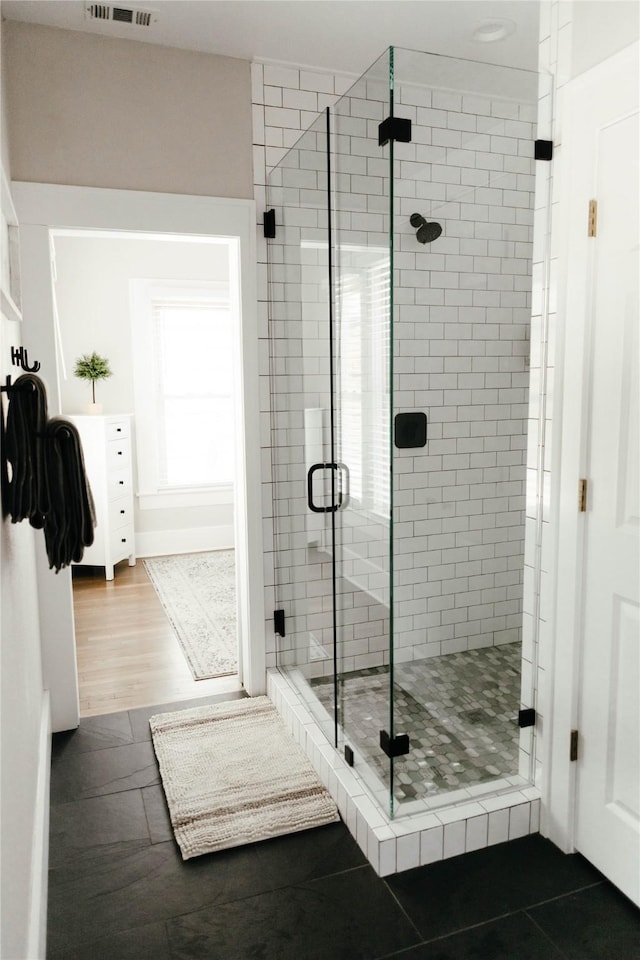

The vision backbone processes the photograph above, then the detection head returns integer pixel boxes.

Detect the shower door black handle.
[307,462,345,513]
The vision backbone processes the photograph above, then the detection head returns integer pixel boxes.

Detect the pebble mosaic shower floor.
[311,642,522,803]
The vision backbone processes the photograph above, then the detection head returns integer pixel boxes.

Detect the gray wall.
[3,21,254,198]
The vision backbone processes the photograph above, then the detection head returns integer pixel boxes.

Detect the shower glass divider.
[269,45,539,821]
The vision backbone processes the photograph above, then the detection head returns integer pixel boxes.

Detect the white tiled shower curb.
[268,668,541,876]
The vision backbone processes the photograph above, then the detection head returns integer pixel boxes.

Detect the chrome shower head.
[410,213,443,244]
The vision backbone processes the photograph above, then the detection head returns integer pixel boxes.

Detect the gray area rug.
[143,550,237,680]
[150,696,340,859]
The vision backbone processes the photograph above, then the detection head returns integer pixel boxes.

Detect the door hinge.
[570,729,579,762]
[379,730,410,758]
[518,708,536,728]
[588,199,598,237]
[378,116,412,147]
[579,478,588,512]
[534,139,553,161]
[263,208,276,239]
[274,609,285,637]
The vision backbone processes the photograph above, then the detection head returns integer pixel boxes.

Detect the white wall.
[1,18,49,953]
[535,0,639,846]
[53,233,235,545]
[0,320,49,959]
[570,0,639,77]
[3,21,253,199]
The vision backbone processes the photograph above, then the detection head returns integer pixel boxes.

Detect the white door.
[567,43,639,905]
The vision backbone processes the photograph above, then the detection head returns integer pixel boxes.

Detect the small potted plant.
[74,351,112,414]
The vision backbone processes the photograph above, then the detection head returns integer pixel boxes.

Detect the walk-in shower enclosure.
[268,47,539,819]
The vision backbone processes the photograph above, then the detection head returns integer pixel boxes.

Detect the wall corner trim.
[26,689,51,960]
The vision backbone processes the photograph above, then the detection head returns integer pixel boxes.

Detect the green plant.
[73,352,112,404]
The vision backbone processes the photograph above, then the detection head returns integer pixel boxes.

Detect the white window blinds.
[337,253,390,517]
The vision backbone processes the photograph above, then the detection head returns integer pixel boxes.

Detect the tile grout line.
[373,906,551,958]
[524,907,574,960]
[124,863,376,934]
[521,878,606,913]
[381,880,428,946]
[374,878,606,957]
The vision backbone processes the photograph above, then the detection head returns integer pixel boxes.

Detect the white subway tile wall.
[251,9,560,864]
[252,41,552,835]
[255,58,535,687]
[390,74,534,667]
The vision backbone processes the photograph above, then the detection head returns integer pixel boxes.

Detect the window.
[131,280,235,508]
[337,248,390,518]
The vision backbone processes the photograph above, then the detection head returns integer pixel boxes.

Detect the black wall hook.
[11,346,41,373]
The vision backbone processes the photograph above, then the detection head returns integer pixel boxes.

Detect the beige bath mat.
[150,696,339,859]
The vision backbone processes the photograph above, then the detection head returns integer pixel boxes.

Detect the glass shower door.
[267,110,338,740]
[330,50,395,808]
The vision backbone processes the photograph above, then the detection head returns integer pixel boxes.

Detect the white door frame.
[12,182,266,729]
[543,41,639,855]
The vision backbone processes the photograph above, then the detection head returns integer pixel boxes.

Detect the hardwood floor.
[72,560,242,717]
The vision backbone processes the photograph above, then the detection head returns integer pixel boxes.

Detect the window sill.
[137,485,234,510]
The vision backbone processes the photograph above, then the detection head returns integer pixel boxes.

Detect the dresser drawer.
[107,440,130,472]
[106,419,129,442]
[109,497,133,529]
[112,526,134,557]
[107,470,132,500]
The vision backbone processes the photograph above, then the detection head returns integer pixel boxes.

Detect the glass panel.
[268,44,542,822]
[390,48,539,814]
[330,49,394,810]
[268,111,337,743]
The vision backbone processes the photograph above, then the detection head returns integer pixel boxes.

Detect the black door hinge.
[344,745,354,767]
[380,730,410,758]
[378,116,412,147]
[518,708,536,728]
[274,609,285,637]
[264,208,276,238]
[534,139,553,161]
[570,729,579,762]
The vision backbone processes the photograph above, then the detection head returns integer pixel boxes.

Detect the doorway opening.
[13,183,265,733]
[50,228,244,716]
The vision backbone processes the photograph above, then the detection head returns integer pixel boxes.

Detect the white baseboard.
[27,690,51,960]
[136,525,234,558]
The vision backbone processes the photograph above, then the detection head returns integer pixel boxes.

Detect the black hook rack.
[1,374,39,394]
[11,346,40,373]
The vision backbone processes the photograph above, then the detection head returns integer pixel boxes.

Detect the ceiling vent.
[85,4,158,27]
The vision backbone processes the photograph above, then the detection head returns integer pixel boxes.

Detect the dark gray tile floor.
[48,694,640,959]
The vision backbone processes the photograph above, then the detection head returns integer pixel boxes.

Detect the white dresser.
[68,414,136,580]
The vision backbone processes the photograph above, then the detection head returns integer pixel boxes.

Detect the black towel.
[41,418,96,573]
[2,373,49,525]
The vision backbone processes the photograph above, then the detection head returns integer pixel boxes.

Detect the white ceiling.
[0,1,540,75]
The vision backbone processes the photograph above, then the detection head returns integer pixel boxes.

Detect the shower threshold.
[268,668,540,876]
